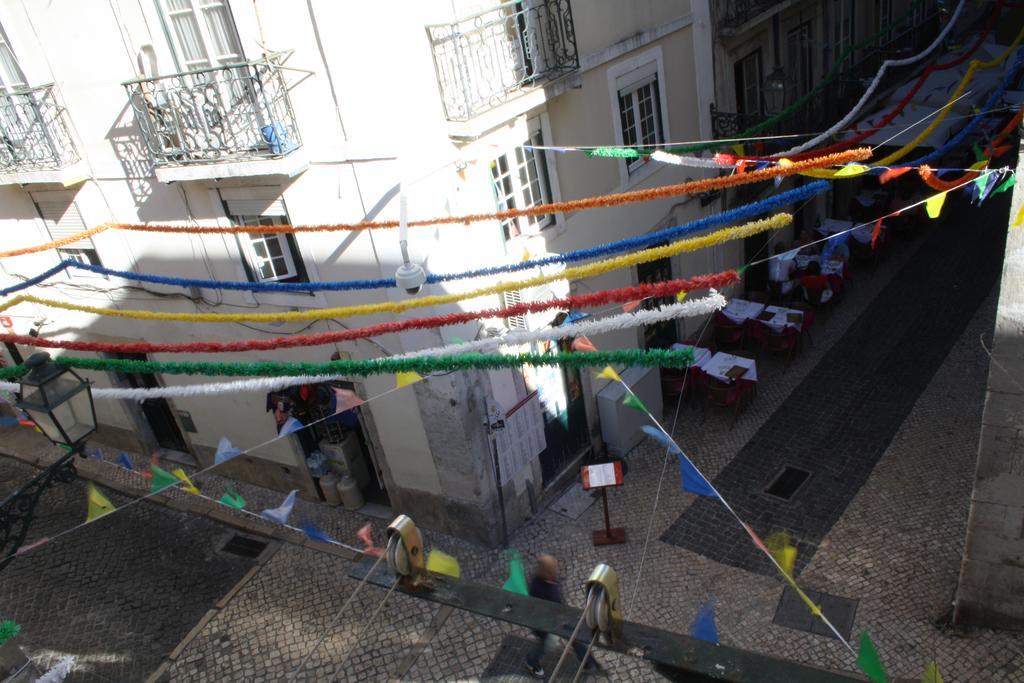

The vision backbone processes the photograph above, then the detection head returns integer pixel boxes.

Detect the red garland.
[0,271,741,354]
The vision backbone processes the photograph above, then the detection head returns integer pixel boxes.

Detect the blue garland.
[2,182,828,297]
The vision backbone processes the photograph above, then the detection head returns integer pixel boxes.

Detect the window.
[786,22,814,101]
[160,0,243,71]
[734,50,762,115]
[30,190,103,269]
[221,188,308,284]
[488,125,553,242]
[833,0,854,56]
[875,0,894,46]
[617,71,663,173]
[0,23,25,92]
[502,289,527,330]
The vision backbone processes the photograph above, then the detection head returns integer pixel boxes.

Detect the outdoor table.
[757,305,804,332]
[671,343,712,368]
[703,352,759,384]
[794,254,818,270]
[821,260,845,276]
[720,298,766,324]
[816,218,854,237]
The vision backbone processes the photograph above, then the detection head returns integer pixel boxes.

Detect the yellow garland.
[0,214,791,323]
[799,24,1024,180]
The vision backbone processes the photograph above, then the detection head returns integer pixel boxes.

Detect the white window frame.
[735,50,762,116]
[158,0,244,72]
[29,190,106,279]
[234,217,300,283]
[0,21,25,92]
[607,46,670,188]
[488,117,555,243]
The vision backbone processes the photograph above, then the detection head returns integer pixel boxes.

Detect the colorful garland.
[0,348,697,381]
[0,214,790,323]
[1,181,825,296]
[0,271,739,354]
[917,109,1022,191]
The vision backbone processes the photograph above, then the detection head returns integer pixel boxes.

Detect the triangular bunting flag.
[879,166,912,183]
[992,173,1015,196]
[426,549,461,577]
[777,158,794,168]
[150,465,179,494]
[562,310,590,325]
[712,153,735,165]
[856,631,890,683]
[396,371,423,389]
[834,163,869,177]
[301,519,335,543]
[735,159,746,174]
[260,489,297,525]
[219,489,246,509]
[976,173,995,205]
[871,218,883,250]
[782,572,823,617]
[1014,204,1024,229]
[765,530,797,576]
[690,601,719,644]
[730,143,744,157]
[743,523,770,555]
[675,290,687,303]
[921,661,944,683]
[622,393,648,413]
[622,300,642,313]
[571,336,597,352]
[331,388,364,414]
[449,335,465,345]
[502,549,529,596]
[0,416,18,427]
[596,366,621,382]
[116,452,133,470]
[357,522,384,557]
[86,483,115,522]
[925,192,946,219]
[521,247,531,262]
[679,454,716,497]
[279,416,304,436]
[641,425,682,455]
[973,143,986,163]
[774,176,783,189]
[171,468,200,495]
[215,437,242,465]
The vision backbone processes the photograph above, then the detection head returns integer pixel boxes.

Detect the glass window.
[161,0,244,71]
[617,73,664,173]
[231,214,306,283]
[58,248,102,267]
[489,125,553,242]
[734,50,762,115]
[0,22,26,92]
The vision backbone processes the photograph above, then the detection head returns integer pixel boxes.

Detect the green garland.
[0,620,20,646]
[0,348,695,381]
[587,0,930,157]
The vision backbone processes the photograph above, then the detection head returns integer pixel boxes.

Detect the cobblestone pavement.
[5,194,1024,681]
[0,456,258,682]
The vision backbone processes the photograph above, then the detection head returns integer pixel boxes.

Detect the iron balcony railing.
[714,0,787,33]
[427,0,578,122]
[0,84,80,173]
[123,58,301,167]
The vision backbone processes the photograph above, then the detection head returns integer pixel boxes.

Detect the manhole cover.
[221,535,268,558]
[773,586,858,640]
[764,466,811,501]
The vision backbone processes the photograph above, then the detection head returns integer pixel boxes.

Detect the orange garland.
[1,225,110,259]
[917,109,1023,191]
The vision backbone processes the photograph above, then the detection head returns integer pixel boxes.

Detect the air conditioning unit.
[597,365,663,457]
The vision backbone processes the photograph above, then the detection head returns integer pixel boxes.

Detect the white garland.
[0,293,724,400]
[779,0,965,156]
[37,656,75,683]
[650,150,723,168]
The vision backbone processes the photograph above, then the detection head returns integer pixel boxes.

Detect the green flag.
[973,143,986,163]
[992,174,1015,196]
[219,489,246,509]
[856,630,889,683]
[622,393,648,414]
[502,549,528,596]
[150,464,179,494]
[0,620,20,647]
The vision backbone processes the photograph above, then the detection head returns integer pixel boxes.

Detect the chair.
[767,280,793,305]
[713,313,745,349]
[788,302,814,348]
[761,326,799,370]
[703,377,744,428]
[802,285,833,321]
[660,367,687,402]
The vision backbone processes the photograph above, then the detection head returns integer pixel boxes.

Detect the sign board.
[493,391,546,486]
[581,461,624,490]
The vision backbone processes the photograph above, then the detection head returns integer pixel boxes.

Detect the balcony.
[123,58,306,183]
[0,84,86,186]
[426,0,578,127]
[714,0,789,36]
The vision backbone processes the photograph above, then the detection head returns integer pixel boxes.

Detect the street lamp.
[16,352,96,451]
[763,66,790,115]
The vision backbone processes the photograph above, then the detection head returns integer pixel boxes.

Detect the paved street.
[3,192,1024,681]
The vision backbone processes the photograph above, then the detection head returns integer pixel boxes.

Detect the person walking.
[525,554,600,678]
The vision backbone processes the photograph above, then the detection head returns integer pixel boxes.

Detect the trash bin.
[337,474,364,511]
[319,472,342,506]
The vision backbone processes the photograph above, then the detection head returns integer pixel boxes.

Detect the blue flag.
[679,454,716,498]
[279,417,303,437]
[690,600,719,644]
[215,437,242,465]
[0,416,19,427]
[88,447,104,461]
[301,519,335,543]
[261,489,297,525]
[640,425,682,455]
[116,452,134,470]
[561,310,590,326]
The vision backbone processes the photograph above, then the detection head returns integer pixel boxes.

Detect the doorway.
[113,353,190,453]
[636,253,679,349]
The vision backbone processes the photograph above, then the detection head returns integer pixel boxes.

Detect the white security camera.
[395,261,426,295]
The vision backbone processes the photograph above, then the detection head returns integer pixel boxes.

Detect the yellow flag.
[968,160,988,171]
[765,530,797,576]
[86,483,115,522]
[596,366,621,382]
[396,371,423,389]
[783,573,822,617]
[925,192,946,219]
[922,662,944,683]
[675,291,687,303]
[778,158,794,168]
[834,163,870,177]
[730,144,745,157]
[426,549,461,577]
[521,247,531,262]
[171,468,200,495]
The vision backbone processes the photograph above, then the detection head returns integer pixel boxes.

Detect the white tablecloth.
[703,352,758,383]
[821,260,844,276]
[720,298,766,324]
[758,305,804,332]
[671,343,712,368]
[816,218,855,236]
[794,254,818,269]
[850,221,879,244]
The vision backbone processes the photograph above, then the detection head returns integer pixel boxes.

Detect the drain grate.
[221,535,267,559]
[773,586,858,640]
[764,466,811,501]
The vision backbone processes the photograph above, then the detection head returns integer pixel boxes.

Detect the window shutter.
[220,187,287,218]
[29,190,92,249]
[502,290,527,330]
